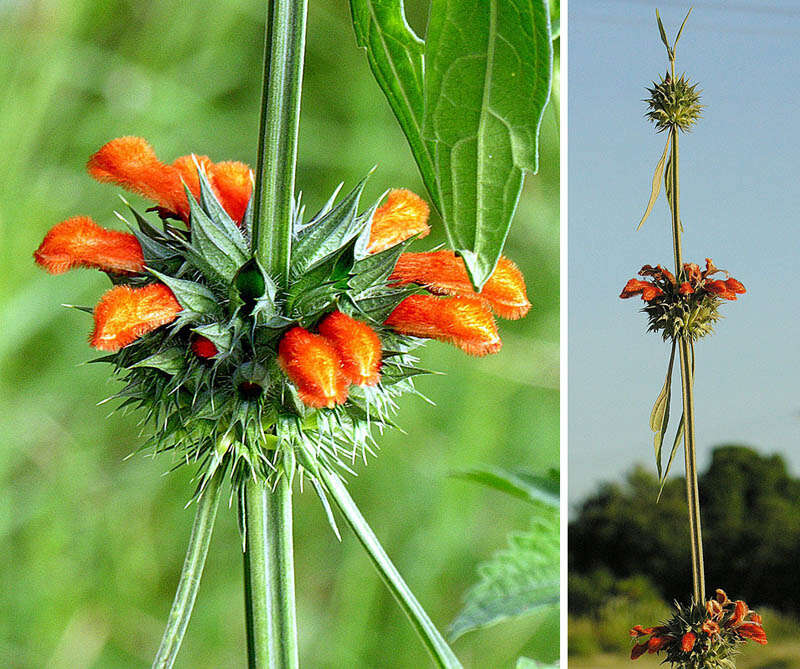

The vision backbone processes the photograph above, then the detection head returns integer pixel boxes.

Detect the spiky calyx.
[620,260,744,341]
[630,589,767,667]
[645,72,703,133]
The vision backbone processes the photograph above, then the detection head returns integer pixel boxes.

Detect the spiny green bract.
[643,291,722,341]
[97,165,429,504]
[645,72,703,133]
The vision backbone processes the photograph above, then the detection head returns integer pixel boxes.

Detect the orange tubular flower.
[705,277,746,300]
[384,294,501,356]
[681,632,696,651]
[317,311,382,386]
[619,278,663,301]
[278,327,349,408]
[737,623,768,645]
[367,188,430,254]
[630,643,648,660]
[34,216,144,275]
[391,250,531,320]
[87,137,252,224]
[90,283,182,351]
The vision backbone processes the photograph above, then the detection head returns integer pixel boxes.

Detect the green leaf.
[637,131,671,230]
[655,9,673,59]
[423,0,552,288]
[449,507,559,640]
[318,466,463,667]
[664,146,683,232]
[454,467,559,509]
[349,0,436,196]
[148,269,220,316]
[650,341,676,481]
[658,411,685,503]
[673,8,693,51]
[291,175,370,277]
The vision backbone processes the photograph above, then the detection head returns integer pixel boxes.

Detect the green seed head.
[645,72,703,133]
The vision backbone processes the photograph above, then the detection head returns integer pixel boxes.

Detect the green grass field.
[0,1,559,667]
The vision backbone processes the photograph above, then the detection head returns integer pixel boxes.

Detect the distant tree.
[569,446,800,613]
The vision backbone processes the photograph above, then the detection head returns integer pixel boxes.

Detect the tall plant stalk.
[245,0,307,665]
[665,52,705,606]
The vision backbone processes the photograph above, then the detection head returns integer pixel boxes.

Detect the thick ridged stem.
[242,477,299,668]
[251,0,308,288]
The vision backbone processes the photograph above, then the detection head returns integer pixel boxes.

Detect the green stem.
[668,122,705,604]
[678,337,704,603]
[252,0,308,287]
[669,127,682,273]
[242,477,299,669]
[152,469,223,669]
[319,468,462,669]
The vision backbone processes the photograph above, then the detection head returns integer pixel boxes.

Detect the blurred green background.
[0,1,559,667]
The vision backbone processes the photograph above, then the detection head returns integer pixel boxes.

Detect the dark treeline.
[569,446,800,613]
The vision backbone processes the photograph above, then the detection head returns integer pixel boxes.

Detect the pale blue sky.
[569,0,800,505]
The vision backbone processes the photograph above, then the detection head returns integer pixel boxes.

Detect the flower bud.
[317,311,382,386]
[278,327,349,408]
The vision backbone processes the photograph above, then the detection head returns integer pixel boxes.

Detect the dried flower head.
[620,259,745,340]
[34,139,529,497]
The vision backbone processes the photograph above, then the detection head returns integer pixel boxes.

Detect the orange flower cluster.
[34,140,530,402]
[630,589,767,661]
[620,258,745,302]
[33,137,254,351]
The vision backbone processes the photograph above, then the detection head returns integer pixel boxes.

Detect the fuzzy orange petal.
[88,137,190,220]
[278,327,349,408]
[210,161,252,224]
[367,189,430,254]
[90,283,181,351]
[391,250,530,319]
[318,310,382,386]
[172,154,214,202]
[384,294,501,356]
[34,216,144,275]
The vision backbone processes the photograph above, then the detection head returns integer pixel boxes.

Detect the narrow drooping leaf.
[423,0,552,288]
[650,340,676,480]
[658,342,694,501]
[637,131,671,230]
[664,146,683,231]
[453,467,559,508]
[449,506,559,640]
[349,0,437,197]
